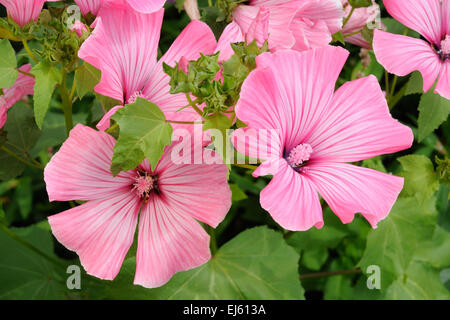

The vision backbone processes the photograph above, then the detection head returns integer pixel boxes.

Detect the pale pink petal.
[71,20,88,37]
[74,0,103,16]
[0,64,34,129]
[290,19,332,51]
[78,4,163,102]
[235,46,349,151]
[134,196,211,288]
[265,6,297,50]
[216,22,245,61]
[142,20,216,130]
[295,0,344,34]
[305,162,404,228]
[260,160,323,231]
[383,0,442,45]
[232,127,283,163]
[232,5,270,47]
[126,0,166,13]
[345,33,370,49]
[154,144,231,227]
[48,191,140,280]
[0,0,58,27]
[309,76,414,163]
[435,61,450,99]
[373,30,442,92]
[96,105,123,131]
[44,124,135,202]
[443,0,450,35]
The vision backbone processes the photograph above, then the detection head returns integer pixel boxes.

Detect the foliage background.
[0,1,449,300]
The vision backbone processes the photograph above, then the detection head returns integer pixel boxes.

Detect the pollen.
[133,172,157,199]
[286,143,313,168]
[127,90,145,105]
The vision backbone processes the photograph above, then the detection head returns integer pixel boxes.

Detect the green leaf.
[348,0,372,8]
[414,226,450,269]
[385,262,450,299]
[0,225,69,299]
[405,71,423,95]
[332,31,345,45]
[31,61,62,129]
[417,90,450,142]
[0,39,18,89]
[230,183,247,202]
[106,227,304,299]
[358,197,437,290]
[74,62,101,99]
[287,225,347,271]
[14,177,32,220]
[381,18,420,38]
[398,155,439,202]
[0,103,41,180]
[111,98,173,175]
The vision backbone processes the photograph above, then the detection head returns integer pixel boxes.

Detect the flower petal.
[232,5,270,47]
[373,29,442,92]
[443,0,450,35]
[0,0,58,27]
[48,191,140,280]
[383,0,442,45]
[306,162,404,228]
[96,105,123,131]
[134,196,211,288]
[235,46,348,151]
[295,0,344,34]
[74,0,102,16]
[126,0,166,13]
[435,61,450,100]
[216,22,245,61]
[309,75,413,163]
[290,19,332,51]
[78,4,163,102]
[44,124,135,202]
[260,160,323,231]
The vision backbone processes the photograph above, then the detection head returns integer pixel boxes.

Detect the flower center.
[133,171,158,199]
[127,90,145,105]
[286,143,313,168]
[438,35,450,60]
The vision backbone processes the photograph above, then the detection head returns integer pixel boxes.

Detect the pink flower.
[45,124,231,287]
[232,0,344,51]
[0,64,35,129]
[74,0,166,16]
[232,46,413,231]
[70,20,88,37]
[0,0,59,27]
[373,0,450,99]
[78,0,216,131]
[341,0,382,48]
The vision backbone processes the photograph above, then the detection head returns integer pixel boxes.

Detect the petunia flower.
[0,0,59,27]
[232,0,344,51]
[373,0,450,99]
[0,64,35,129]
[341,0,382,48]
[232,46,413,231]
[45,124,231,288]
[78,0,217,131]
[74,0,166,16]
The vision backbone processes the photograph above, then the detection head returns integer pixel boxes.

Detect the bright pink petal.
[142,20,216,130]
[235,46,349,152]
[294,0,344,34]
[0,64,34,129]
[74,0,103,16]
[383,0,442,45]
[260,160,323,231]
[216,22,245,61]
[232,5,270,47]
[290,19,332,51]
[0,0,58,27]
[48,191,140,280]
[345,33,370,49]
[435,61,450,99]
[305,163,404,228]
[44,124,135,202]
[78,4,163,102]
[443,0,450,35]
[154,145,231,228]
[373,30,442,92]
[126,0,166,13]
[309,76,413,163]
[96,105,123,131]
[134,196,211,288]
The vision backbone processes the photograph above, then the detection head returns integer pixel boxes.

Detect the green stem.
[342,7,355,29]
[167,119,204,125]
[22,39,38,63]
[207,226,218,255]
[69,81,77,102]
[186,93,203,117]
[300,268,362,280]
[343,30,361,38]
[233,164,258,170]
[390,75,398,98]
[389,81,408,110]
[106,123,119,134]
[385,71,390,102]
[16,68,35,78]
[1,146,44,170]
[58,72,73,136]
[0,224,66,269]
